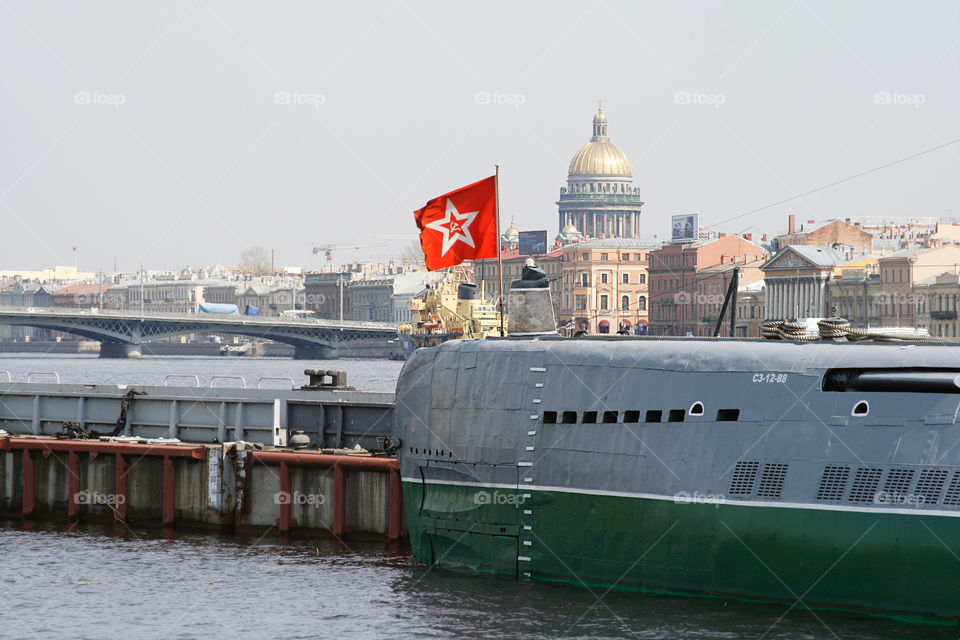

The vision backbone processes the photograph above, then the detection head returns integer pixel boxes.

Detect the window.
[600,295,609,310]
[622,273,629,284]
[580,273,588,287]
[600,253,608,260]
[638,295,646,311]
[623,254,630,262]
[601,273,608,284]
[575,294,587,310]
[582,253,588,260]
[622,295,630,310]
[639,273,646,284]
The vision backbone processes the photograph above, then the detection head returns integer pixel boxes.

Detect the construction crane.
[311,243,385,261]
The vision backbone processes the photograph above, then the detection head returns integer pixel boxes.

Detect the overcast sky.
[1,1,958,272]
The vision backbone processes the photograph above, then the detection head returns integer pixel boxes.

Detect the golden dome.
[567,106,631,176]
[505,219,519,236]
[568,140,631,176]
[562,222,579,233]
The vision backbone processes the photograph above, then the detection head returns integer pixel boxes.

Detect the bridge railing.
[0,306,398,332]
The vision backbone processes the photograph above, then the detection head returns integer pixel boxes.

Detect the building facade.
[825,267,882,328]
[735,285,766,338]
[305,272,351,320]
[50,283,114,309]
[109,278,228,314]
[914,272,960,338]
[349,278,395,323]
[0,283,53,340]
[693,260,766,337]
[761,245,848,321]
[557,106,644,238]
[557,239,656,335]
[878,245,960,327]
[648,235,766,336]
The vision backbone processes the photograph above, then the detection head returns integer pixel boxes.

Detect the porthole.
[852,401,869,417]
[689,402,704,416]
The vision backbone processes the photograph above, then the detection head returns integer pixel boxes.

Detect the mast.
[495,165,505,336]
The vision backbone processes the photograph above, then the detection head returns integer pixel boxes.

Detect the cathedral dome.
[567,106,631,177]
[568,141,631,176]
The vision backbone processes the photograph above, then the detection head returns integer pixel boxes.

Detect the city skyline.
[1,2,959,272]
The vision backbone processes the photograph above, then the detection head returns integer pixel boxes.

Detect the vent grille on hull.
[756,463,788,499]
[915,469,949,505]
[883,468,916,496]
[943,473,960,506]
[847,468,883,503]
[729,461,760,495]
[816,465,850,501]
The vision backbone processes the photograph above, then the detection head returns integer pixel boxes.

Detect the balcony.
[931,310,957,320]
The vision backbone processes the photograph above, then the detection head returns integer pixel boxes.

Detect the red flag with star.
[414,176,498,271]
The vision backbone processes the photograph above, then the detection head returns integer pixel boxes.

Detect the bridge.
[0,308,398,358]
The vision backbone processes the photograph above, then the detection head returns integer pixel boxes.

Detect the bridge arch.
[0,309,397,359]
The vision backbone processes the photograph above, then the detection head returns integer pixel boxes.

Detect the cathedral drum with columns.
[557,106,644,238]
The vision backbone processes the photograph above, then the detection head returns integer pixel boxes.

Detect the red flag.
[414,176,497,271]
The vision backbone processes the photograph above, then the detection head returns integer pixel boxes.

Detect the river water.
[0,355,953,639]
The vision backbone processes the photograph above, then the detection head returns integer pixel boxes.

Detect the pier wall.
[0,438,404,539]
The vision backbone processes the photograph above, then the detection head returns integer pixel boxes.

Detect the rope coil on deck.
[762,318,951,343]
[760,320,820,341]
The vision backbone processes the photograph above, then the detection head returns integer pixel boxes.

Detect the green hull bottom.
[403,481,960,624]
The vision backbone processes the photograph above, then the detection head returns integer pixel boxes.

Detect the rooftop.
[566,238,661,250]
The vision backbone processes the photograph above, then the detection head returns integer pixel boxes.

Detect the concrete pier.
[293,345,339,360]
[99,343,142,359]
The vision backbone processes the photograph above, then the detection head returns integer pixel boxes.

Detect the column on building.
[768,280,775,319]
[784,276,796,318]
[818,277,826,318]
[782,280,788,319]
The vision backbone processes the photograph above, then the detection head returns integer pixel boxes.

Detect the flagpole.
[495,164,505,337]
